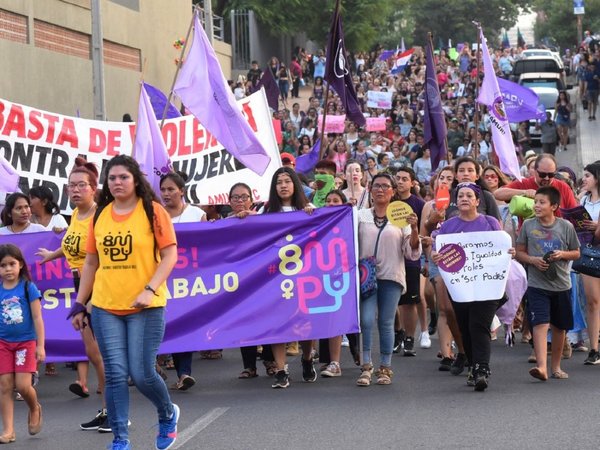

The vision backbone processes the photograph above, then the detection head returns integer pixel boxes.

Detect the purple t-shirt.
[434,214,501,251]
[401,194,425,268]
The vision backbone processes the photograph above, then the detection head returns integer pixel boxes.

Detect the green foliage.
[534,0,600,50]
[410,0,530,46]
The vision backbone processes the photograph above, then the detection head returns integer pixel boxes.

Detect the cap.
[524,150,536,159]
[280,152,296,165]
[450,118,459,122]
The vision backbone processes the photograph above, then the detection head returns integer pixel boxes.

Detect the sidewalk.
[575,89,599,171]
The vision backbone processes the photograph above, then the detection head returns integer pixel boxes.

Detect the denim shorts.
[526,286,573,330]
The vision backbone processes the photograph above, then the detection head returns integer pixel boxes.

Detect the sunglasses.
[537,171,556,179]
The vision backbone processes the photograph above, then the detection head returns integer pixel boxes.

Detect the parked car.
[528,86,559,143]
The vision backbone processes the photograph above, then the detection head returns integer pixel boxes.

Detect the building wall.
[0,0,232,120]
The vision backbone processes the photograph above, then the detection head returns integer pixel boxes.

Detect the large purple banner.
[0,206,359,362]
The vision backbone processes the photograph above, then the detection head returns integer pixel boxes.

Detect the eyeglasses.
[537,171,556,179]
[67,182,91,190]
[230,194,251,202]
[371,183,393,191]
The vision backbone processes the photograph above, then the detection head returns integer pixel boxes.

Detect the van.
[518,72,572,92]
[511,57,565,82]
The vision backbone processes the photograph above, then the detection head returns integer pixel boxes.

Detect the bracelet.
[144,284,159,296]
[66,302,87,320]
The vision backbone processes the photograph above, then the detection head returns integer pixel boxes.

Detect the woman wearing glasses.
[356,173,421,386]
[36,158,108,431]
[225,183,277,379]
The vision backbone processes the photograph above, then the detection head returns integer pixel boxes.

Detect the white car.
[521,49,564,69]
[528,86,559,143]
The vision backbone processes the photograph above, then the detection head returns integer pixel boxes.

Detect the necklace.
[372,209,388,229]
[9,222,30,234]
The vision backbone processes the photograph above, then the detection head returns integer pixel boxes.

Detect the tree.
[410,0,530,47]
[211,0,407,51]
[534,0,600,50]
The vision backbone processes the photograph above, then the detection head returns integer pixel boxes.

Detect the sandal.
[529,367,548,381]
[356,364,373,387]
[0,433,15,444]
[263,361,277,377]
[238,368,258,379]
[551,370,569,379]
[44,363,57,377]
[375,366,393,385]
[28,403,42,435]
[69,382,90,398]
[164,358,175,370]
[200,350,223,360]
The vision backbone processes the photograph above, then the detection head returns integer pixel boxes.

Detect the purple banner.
[0,206,359,362]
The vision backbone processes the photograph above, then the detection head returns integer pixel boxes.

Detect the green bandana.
[313,173,335,207]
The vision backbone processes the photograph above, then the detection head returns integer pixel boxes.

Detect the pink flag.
[173,14,271,175]
[477,27,521,180]
[134,84,172,198]
[0,155,19,193]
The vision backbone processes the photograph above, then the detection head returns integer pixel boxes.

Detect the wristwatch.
[144,285,159,296]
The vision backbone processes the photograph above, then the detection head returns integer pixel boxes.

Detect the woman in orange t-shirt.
[68,155,178,450]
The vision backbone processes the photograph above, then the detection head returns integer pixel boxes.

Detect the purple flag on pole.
[254,67,280,111]
[143,82,181,120]
[477,27,521,180]
[324,11,365,127]
[134,84,172,198]
[173,13,271,175]
[295,138,321,175]
[497,78,546,122]
[0,155,19,193]
[424,41,448,170]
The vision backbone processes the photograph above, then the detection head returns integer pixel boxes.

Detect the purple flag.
[134,84,172,197]
[173,14,271,175]
[254,67,280,111]
[477,27,521,180]
[0,154,19,193]
[5,207,359,361]
[324,10,365,127]
[143,82,181,120]
[497,78,546,122]
[295,138,321,175]
[423,41,448,170]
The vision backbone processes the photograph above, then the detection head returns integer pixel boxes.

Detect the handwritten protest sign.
[386,201,413,228]
[0,90,280,211]
[318,114,346,133]
[436,231,512,302]
[366,91,393,109]
[366,117,386,131]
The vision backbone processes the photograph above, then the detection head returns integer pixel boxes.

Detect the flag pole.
[472,21,481,159]
[131,57,148,159]
[161,7,197,129]
[428,32,451,164]
[319,0,342,160]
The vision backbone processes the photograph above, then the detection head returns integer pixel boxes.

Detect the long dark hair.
[0,244,31,281]
[29,186,60,215]
[1,193,30,226]
[266,167,308,213]
[94,155,158,258]
[584,163,600,196]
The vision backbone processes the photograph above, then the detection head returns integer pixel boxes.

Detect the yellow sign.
[386,201,414,228]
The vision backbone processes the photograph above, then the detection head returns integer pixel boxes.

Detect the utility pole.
[91,0,106,121]
[204,0,214,44]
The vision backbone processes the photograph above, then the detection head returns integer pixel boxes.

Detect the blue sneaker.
[156,404,180,450]
[107,439,130,450]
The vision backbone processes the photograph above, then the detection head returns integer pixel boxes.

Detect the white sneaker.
[341,335,350,347]
[419,331,431,349]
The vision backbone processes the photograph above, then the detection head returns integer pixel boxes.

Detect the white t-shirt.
[43,214,69,231]
[171,204,206,224]
[0,222,46,235]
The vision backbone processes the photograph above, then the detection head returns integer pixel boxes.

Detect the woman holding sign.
[356,173,421,386]
[431,182,514,392]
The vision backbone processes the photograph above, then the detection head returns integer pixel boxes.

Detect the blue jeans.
[92,306,174,441]
[360,279,402,366]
